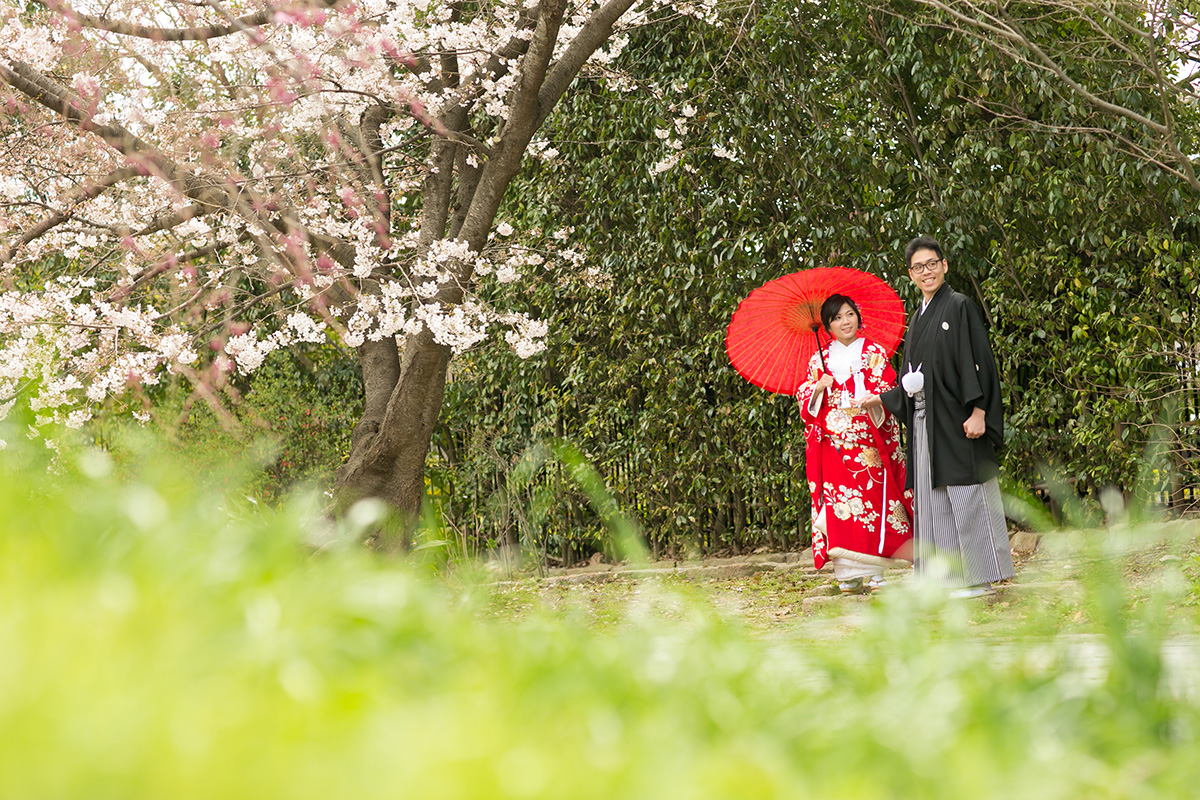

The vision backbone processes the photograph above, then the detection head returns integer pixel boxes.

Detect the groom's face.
[908,247,947,299]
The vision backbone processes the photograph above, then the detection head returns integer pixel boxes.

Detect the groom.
[861,236,1014,597]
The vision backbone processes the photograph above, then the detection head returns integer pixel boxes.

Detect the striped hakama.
[912,392,1015,588]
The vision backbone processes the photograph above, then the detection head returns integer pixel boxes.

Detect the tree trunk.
[330,0,638,546]
[334,329,451,548]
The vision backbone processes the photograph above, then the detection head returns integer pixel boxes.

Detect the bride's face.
[829,303,861,344]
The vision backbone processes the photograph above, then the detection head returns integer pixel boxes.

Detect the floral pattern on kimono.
[796,340,914,571]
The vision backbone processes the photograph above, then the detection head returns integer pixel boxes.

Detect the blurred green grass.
[2,434,1199,799]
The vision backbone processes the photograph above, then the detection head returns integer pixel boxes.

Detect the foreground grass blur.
[2,436,1199,799]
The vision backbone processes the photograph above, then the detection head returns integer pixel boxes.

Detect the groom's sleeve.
[880,385,905,419]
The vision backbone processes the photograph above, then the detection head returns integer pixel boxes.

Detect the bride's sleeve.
[796,353,825,421]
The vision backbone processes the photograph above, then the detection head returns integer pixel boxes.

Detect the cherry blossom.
[0,0,712,516]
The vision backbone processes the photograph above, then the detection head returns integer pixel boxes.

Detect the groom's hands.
[964,407,986,439]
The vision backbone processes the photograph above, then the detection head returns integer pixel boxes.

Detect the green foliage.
[434,0,1200,560]
[163,342,363,502]
[3,434,1200,797]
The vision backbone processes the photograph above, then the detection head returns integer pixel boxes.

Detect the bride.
[795,294,914,593]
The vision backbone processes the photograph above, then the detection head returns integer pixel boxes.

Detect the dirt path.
[489,519,1200,633]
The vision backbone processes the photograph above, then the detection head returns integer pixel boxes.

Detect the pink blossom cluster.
[0,278,198,436]
[0,0,700,434]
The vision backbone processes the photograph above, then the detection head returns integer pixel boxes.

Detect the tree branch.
[1,166,141,262]
[0,58,335,284]
[0,60,238,213]
[113,230,254,299]
[132,204,209,237]
[402,7,540,125]
[536,0,639,128]
[913,0,1170,134]
[70,7,273,41]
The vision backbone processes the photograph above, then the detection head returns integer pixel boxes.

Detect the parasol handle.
[811,324,828,372]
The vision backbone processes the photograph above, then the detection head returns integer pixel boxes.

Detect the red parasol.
[725,266,906,395]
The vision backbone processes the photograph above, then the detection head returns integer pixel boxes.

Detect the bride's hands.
[857,394,883,410]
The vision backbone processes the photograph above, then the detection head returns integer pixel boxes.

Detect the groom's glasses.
[909,258,943,274]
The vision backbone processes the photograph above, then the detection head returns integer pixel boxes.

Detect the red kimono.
[797,339,913,571]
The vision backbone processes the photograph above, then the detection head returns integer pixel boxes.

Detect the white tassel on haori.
[901,363,924,396]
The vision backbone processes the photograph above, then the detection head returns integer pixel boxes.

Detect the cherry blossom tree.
[0,0,715,533]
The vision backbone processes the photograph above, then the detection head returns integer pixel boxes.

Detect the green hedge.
[430,2,1200,561]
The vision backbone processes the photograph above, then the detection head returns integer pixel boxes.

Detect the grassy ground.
[5,436,1200,798]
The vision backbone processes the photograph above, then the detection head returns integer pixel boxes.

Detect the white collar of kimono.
[826,337,865,383]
